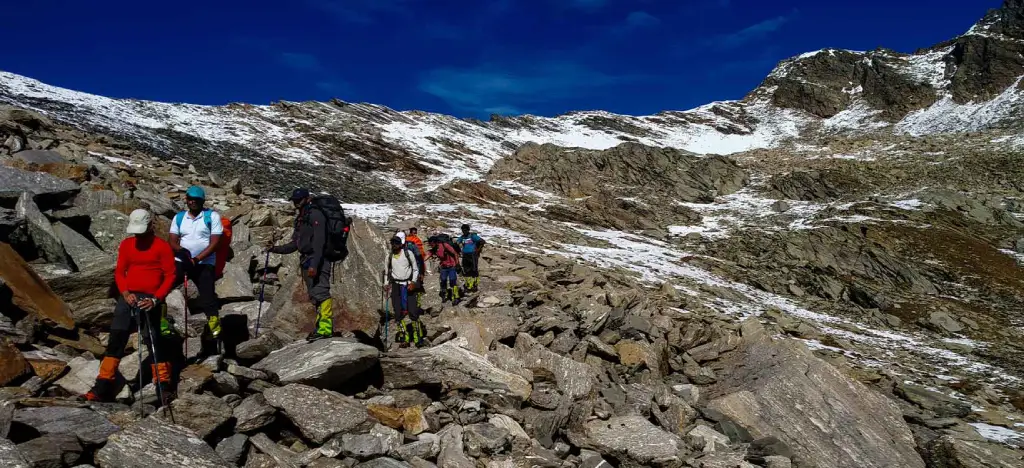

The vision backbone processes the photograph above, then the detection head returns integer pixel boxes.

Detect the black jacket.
[270,205,328,269]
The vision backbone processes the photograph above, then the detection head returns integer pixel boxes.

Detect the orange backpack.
[214,217,233,279]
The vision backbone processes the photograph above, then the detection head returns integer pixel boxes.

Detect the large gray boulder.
[216,262,254,302]
[437,425,474,468]
[215,433,249,465]
[88,210,130,253]
[53,222,112,272]
[895,382,971,418]
[132,190,179,218]
[95,417,231,468]
[329,218,389,337]
[705,321,925,468]
[0,165,79,208]
[263,384,369,444]
[16,432,83,467]
[16,192,69,265]
[252,338,379,389]
[515,333,596,400]
[47,266,116,327]
[581,416,683,467]
[52,189,121,221]
[0,438,30,468]
[233,393,277,433]
[12,406,120,446]
[380,338,532,402]
[165,393,233,438]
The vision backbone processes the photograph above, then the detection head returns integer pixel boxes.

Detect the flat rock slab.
[16,432,83,468]
[233,393,277,433]
[13,406,120,446]
[0,243,75,329]
[263,384,368,444]
[515,333,596,400]
[13,150,67,164]
[164,393,233,439]
[95,416,231,468]
[706,321,925,468]
[582,415,682,466]
[253,338,379,389]
[0,165,79,207]
[381,338,532,402]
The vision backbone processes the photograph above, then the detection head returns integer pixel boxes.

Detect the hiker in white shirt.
[169,185,223,349]
[387,236,423,345]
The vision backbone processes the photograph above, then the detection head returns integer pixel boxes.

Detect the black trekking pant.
[174,253,219,319]
[303,256,333,305]
[462,252,480,278]
[105,293,173,361]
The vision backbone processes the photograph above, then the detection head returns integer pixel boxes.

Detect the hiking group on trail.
[80,184,486,407]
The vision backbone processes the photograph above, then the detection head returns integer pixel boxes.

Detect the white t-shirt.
[170,210,224,265]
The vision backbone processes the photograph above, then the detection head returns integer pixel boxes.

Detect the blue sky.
[3,0,999,118]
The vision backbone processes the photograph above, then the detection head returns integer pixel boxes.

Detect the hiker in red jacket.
[427,234,462,304]
[84,209,178,405]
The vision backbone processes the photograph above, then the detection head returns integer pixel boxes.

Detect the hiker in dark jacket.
[267,188,333,340]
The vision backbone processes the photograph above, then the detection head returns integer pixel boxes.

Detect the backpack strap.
[175,210,213,231]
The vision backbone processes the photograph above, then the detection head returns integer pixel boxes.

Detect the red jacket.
[434,242,460,269]
[115,236,176,300]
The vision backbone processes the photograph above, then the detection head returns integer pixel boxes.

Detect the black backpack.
[435,233,460,256]
[310,195,351,262]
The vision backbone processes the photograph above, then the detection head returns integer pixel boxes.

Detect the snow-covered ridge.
[0,70,808,192]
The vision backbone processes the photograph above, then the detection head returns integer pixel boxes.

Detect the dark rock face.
[489,142,748,202]
[761,49,939,120]
[766,169,871,202]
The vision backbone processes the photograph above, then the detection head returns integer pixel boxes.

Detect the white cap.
[396,231,406,243]
[126,209,152,234]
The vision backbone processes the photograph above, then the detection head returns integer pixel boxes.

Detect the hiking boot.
[306,331,331,341]
[83,378,116,403]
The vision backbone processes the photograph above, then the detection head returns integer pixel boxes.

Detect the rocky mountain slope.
[3,2,1024,201]
[2,1,1024,467]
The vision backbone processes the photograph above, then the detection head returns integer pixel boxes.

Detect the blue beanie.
[186,186,206,199]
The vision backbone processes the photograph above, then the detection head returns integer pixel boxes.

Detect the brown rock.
[367,405,429,435]
[0,243,75,329]
[25,359,67,383]
[0,339,31,386]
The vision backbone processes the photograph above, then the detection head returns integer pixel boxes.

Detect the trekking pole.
[135,306,144,418]
[142,305,174,423]
[383,285,391,350]
[182,275,189,359]
[255,249,271,338]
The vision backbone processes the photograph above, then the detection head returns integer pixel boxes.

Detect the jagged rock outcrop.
[705,321,925,468]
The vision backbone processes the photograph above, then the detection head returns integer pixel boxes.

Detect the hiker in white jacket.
[388,236,422,345]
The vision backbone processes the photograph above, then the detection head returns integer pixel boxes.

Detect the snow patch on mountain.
[896,76,1024,135]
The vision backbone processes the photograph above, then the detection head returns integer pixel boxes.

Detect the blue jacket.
[457,233,484,254]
